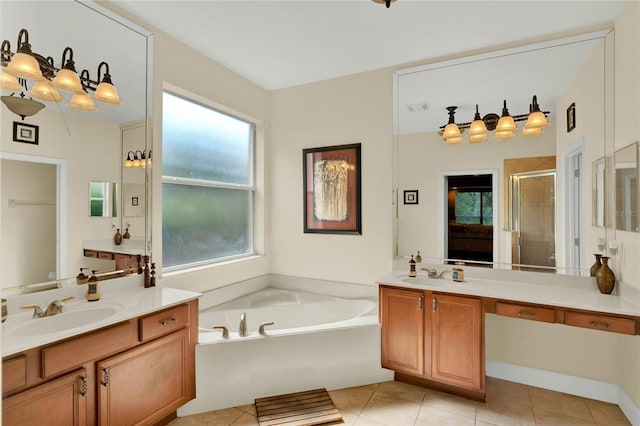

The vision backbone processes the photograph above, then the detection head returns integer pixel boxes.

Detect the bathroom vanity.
[1,281,200,425]
[378,271,640,402]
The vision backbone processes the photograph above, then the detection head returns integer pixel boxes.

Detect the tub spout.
[239,312,248,337]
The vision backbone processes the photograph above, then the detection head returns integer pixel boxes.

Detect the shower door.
[510,170,556,271]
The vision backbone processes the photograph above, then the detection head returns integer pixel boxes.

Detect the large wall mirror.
[394,30,615,276]
[0,1,151,293]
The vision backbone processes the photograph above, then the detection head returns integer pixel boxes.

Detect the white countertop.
[377,270,640,317]
[1,277,201,357]
[83,238,146,255]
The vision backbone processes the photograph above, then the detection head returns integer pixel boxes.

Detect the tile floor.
[169,377,631,426]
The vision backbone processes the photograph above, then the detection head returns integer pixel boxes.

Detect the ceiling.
[111,0,625,91]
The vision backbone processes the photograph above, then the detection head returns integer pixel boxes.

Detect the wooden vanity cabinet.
[3,368,88,425]
[2,300,198,426]
[380,286,424,376]
[379,285,485,400]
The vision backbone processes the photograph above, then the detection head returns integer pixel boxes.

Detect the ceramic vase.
[589,253,602,277]
[114,228,122,245]
[595,256,615,294]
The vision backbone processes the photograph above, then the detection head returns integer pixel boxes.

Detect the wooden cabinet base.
[394,372,486,403]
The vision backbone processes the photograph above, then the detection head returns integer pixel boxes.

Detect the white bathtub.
[178,275,393,416]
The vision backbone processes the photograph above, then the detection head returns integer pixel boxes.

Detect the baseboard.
[486,360,640,425]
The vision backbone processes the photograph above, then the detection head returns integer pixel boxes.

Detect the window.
[455,191,493,225]
[162,91,255,270]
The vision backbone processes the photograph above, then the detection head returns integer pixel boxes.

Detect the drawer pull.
[102,367,109,387]
[160,318,177,326]
[80,376,87,396]
[590,321,611,329]
[518,311,536,319]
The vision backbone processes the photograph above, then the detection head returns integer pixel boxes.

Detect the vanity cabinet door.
[2,368,87,425]
[380,286,425,376]
[430,294,484,392]
[97,329,193,426]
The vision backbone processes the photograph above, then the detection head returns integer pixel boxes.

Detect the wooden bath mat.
[255,388,343,426]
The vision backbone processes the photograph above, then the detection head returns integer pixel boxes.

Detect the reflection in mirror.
[89,181,117,217]
[593,157,606,227]
[615,142,638,232]
[395,30,611,276]
[1,156,61,287]
[0,1,151,294]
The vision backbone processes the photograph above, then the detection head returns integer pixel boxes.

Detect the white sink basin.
[8,304,121,337]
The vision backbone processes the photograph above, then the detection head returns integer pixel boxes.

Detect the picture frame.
[12,122,39,145]
[566,102,576,133]
[131,197,139,207]
[303,143,361,234]
[404,190,419,205]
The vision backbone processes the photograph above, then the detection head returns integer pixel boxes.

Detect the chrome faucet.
[21,295,75,318]
[420,268,451,279]
[239,312,248,337]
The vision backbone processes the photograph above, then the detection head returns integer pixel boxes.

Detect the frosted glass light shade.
[29,81,63,103]
[1,67,22,91]
[494,130,514,140]
[94,81,121,104]
[53,68,83,93]
[469,118,488,135]
[6,53,44,81]
[524,111,550,129]
[442,123,461,140]
[68,92,96,111]
[469,133,488,143]
[521,126,543,137]
[496,115,517,132]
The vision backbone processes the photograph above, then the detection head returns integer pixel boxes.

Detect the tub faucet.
[239,312,248,337]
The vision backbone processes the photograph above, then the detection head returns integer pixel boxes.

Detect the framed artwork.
[13,122,39,145]
[404,190,419,205]
[566,103,576,133]
[303,143,361,234]
[131,197,139,206]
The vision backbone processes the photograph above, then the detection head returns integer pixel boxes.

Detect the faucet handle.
[259,321,275,336]
[61,295,75,303]
[20,304,43,318]
[212,325,229,339]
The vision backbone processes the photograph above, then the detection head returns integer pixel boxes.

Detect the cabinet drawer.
[496,302,555,323]
[2,355,27,394]
[98,251,114,260]
[42,320,136,378]
[565,311,637,335]
[139,304,189,342]
[83,249,98,258]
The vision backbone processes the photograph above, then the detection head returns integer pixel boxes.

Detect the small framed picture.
[131,197,139,206]
[13,122,39,145]
[566,103,576,133]
[404,190,419,205]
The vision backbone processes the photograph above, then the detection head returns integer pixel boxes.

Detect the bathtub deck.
[255,388,343,426]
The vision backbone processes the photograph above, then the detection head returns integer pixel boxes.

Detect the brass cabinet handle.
[590,321,611,329]
[432,298,437,312]
[160,318,177,326]
[102,367,109,387]
[518,311,536,319]
[418,296,423,310]
[80,376,88,396]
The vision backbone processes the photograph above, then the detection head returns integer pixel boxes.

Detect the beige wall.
[269,70,394,284]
